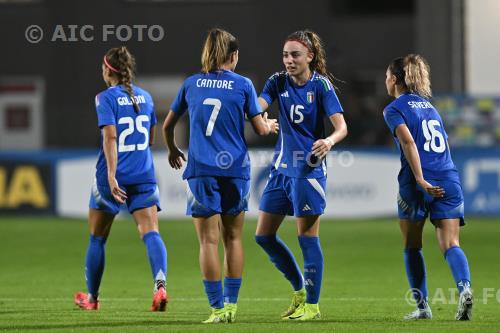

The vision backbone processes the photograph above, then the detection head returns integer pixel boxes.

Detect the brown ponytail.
[286,30,337,85]
[201,28,239,73]
[104,46,139,112]
[388,54,432,99]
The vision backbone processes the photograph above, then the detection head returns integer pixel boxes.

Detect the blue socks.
[444,246,471,293]
[404,248,428,309]
[85,231,167,299]
[143,231,168,290]
[255,235,324,303]
[203,278,241,307]
[298,236,324,304]
[85,235,106,299]
[224,277,242,304]
[203,280,224,308]
[255,235,304,291]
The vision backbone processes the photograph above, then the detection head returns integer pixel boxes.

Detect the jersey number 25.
[118,115,149,152]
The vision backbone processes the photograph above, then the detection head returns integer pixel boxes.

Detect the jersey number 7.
[204,98,222,136]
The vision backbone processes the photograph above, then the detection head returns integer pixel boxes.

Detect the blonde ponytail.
[201,28,239,73]
[404,54,432,99]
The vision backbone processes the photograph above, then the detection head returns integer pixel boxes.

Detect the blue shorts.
[186,177,250,217]
[89,180,161,215]
[259,169,326,217]
[397,179,465,226]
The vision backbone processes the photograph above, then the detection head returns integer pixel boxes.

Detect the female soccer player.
[74,47,168,312]
[163,28,278,323]
[255,30,348,321]
[383,54,472,320]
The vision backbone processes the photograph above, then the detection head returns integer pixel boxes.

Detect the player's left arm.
[395,124,444,198]
[312,113,347,159]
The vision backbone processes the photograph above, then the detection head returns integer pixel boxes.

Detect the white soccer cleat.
[404,304,432,320]
[455,288,473,320]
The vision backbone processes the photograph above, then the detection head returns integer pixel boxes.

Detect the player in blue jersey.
[383,54,472,320]
[162,28,278,323]
[74,47,168,312]
[255,30,348,321]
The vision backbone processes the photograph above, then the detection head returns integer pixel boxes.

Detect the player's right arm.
[163,80,188,169]
[394,124,444,198]
[162,110,186,169]
[248,76,279,136]
[102,125,127,203]
[95,92,126,203]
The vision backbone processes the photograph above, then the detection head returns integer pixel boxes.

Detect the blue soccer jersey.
[383,93,459,185]
[170,70,262,180]
[260,71,343,178]
[95,84,157,186]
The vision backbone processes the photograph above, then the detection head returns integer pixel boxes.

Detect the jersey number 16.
[421,119,445,153]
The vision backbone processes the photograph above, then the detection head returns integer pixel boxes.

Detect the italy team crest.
[307,91,314,104]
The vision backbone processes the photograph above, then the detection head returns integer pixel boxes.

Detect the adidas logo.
[280,90,289,97]
[304,278,314,286]
[302,204,311,211]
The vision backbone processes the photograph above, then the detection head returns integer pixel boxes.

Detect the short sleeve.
[259,74,278,106]
[383,106,406,136]
[95,92,115,128]
[318,79,343,116]
[170,80,188,116]
[244,78,262,119]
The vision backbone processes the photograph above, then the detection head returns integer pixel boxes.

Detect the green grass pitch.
[0,217,499,332]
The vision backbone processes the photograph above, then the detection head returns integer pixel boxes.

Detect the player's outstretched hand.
[169,147,186,169]
[264,112,279,134]
[417,179,445,198]
[312,138,334,159]
[108,177,127,204]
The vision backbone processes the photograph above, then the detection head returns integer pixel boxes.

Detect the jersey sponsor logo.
[196,78,234,90]
[307,91,314,104]
[280,90,289,97]
[408,101,433,109]
[117,95,146,106]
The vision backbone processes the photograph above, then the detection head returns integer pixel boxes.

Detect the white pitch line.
[0,297,408,302]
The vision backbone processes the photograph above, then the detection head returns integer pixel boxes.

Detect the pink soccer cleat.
[151,287,168,312]
[74,292,100,310]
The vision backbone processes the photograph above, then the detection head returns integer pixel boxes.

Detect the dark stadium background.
[1,1,499,332]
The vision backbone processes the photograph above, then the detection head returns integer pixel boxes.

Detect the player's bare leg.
[256,211,285,236]
[221,212,245,278]
[132,205,159,238]
[434,218,460,253]
[193,214,222,280]
[88,208,115,237]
